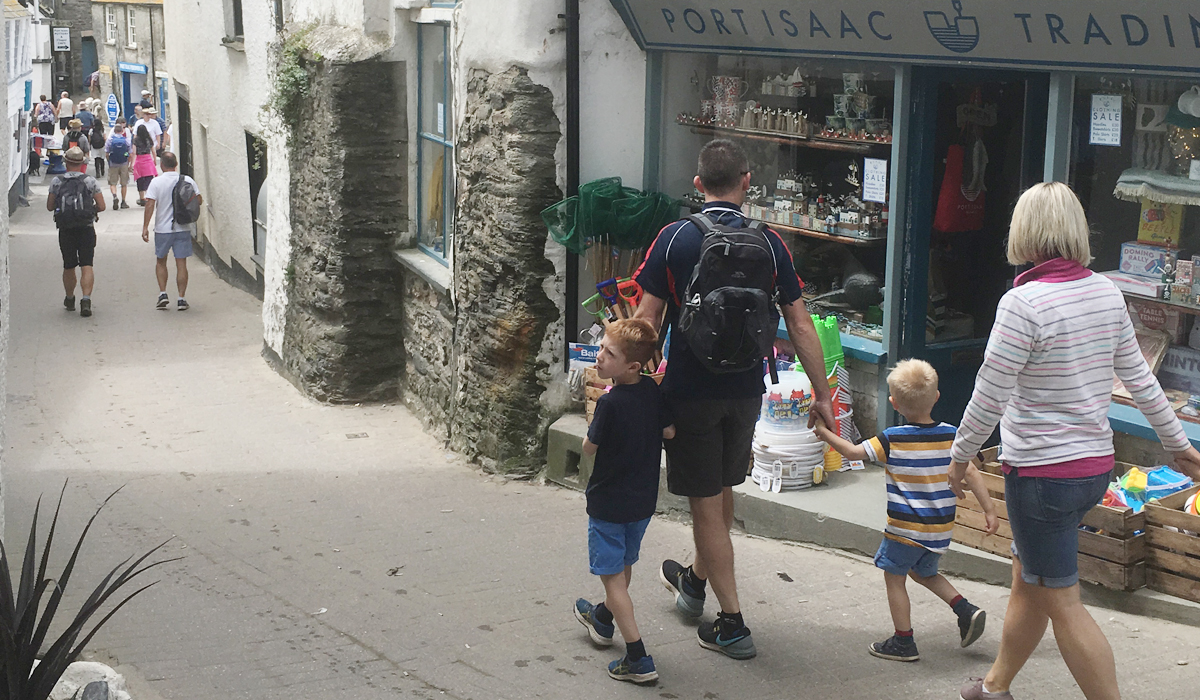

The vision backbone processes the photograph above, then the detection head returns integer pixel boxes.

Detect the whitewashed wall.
[162,0,273,281]
[6,9,33,191]
[0,0,12,534]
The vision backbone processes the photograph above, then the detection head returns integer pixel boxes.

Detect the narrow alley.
[5,181,1200,700]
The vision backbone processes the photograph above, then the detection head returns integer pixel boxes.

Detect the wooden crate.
[953,450,1146,591]
[583,368,664,425]
[1145,484,1200,603]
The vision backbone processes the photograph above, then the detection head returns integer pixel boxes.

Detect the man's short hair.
[697,139,750,194]
[887,359,939,413]
[605,319,658,366]
[115,117,126,124]
[161,152,178,169]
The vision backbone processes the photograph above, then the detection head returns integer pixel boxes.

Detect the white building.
[5,0,34,208]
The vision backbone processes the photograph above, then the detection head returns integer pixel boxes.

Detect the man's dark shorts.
[59,226,96,269]
[664,397,759,498]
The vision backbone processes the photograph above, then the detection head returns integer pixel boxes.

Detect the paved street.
[4,180,1200,700]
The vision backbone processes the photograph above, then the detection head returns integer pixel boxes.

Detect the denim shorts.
[874,536,942,578]
[1004,470,1111,588]
[154,231,193,259]
[588,516,651,576]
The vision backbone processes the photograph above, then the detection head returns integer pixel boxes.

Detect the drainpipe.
[563,0,579,370]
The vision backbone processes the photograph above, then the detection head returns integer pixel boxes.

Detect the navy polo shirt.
[633,201,805,400]
[586,376,673,523]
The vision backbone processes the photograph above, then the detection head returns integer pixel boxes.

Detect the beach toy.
[1185,493,1200,516]
[1144,465,1194,500]
[1102,484,1129,509]
[1118,467,1147,494]
[760,371,814,427]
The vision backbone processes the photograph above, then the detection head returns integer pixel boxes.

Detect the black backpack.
[54,176,96,228]
[171,175,201,225]
[677,213,779,375]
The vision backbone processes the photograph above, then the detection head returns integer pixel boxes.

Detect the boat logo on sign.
[925,0,980,54]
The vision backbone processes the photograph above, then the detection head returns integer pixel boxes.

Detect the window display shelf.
[1120,292,1200,317]
[681,122,889,155]
[773,221,887,247]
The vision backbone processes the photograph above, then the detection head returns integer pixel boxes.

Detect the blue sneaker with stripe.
[574,598,615,646]
[607,654,658,683]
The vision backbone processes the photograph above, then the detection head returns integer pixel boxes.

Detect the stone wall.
[281,55,407,403]
[49,0,93,101]
[448,67,561,473]
[399,274,454,437]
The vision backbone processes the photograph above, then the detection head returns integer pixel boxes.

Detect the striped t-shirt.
[863,422,958,553]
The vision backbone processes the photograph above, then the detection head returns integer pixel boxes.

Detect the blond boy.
[816,359,998,662]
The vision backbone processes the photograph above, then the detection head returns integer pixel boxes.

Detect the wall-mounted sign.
[610,0,1200,75]
[863,158,888,203]
[118,62,147,75]
[106,93,120,121]
[52,27,70,52]
[1090,94,1123,146]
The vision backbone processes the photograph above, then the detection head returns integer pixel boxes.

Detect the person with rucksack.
[105,119,131,209]
[63,120,91,169]
[57,92,75,133]
[89,121,107,177]
[631,139,834,660]
[47,147,106,318]
[142,151,202,310]
[34,95,56,135]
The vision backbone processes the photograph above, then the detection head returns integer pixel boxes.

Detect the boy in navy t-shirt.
[574,319,675,684]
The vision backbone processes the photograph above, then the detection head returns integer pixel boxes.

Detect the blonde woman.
[948,182,1200,700]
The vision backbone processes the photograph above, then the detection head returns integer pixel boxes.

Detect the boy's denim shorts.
[588,516,651,576]
[874,536,942,578]
[1004,470,1111,588]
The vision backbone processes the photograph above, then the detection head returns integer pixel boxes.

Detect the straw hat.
[145,106,158,115]
[68,119,82,129]
[64,147,87,164]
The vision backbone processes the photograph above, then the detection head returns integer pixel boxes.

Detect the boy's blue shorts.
[588,516,651,576]
[874,536,942,578]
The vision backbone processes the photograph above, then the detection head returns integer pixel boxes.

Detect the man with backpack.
[142,152,202,310]
[105,119,131,209]
[632,139,834,660]
[47,147,106,318]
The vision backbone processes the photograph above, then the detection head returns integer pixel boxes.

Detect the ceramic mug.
[701,100,716,119]
[842,73,865,95]
[852,93,877,119]
[1179,86,1200,117]
[713,75,749,102]
[826,115,846,130]
[833,94,852,117]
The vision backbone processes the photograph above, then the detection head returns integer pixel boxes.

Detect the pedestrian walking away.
[89,121,107,177]
[77,102,96,132]
[132,125,159,206]
[632,138,835,661]
[34,94,55,135]
[105,119,132,209]
[948,182,1200,700]
[47,147,106,318]
[143,151,202,311]
[574,319,675,684]
[63,120,91,174]
[57,92,75,134]
[816,359,997,663]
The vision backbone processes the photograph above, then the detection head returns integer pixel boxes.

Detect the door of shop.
[895,67,1049,429]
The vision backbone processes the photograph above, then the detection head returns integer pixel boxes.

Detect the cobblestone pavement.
[4,189,1200,700]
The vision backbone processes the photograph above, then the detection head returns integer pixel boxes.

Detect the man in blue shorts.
[142,152,202,310]
[633,139,834,659]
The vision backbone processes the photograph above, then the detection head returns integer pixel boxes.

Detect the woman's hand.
[1171,445,1200,482]
[948,461,969,499]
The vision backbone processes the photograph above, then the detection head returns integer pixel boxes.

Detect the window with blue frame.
[417,22,453,262]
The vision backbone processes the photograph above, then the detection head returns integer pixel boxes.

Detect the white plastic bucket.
[760,371,815,427]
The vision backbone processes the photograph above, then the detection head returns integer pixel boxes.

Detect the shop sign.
[1089,94,1122,146]
[106,94,120,121]
[862,158,887,203]
[611,0,1200,74]
[52,27,70,52]
[118,62,147,75]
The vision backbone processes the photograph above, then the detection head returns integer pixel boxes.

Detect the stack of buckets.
[813,315,861,472]
[752,370,826,491]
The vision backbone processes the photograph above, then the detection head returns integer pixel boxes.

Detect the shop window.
[1069,75,1200,411]
[417,22,452,263]
[126,8,136,48]
[105,7,117,44]
[658,53,895,342]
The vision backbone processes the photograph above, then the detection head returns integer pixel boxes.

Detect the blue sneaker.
[574,598,615,646]
[660,559,705,617]
[607,654,658,683]
[697,619,756,659]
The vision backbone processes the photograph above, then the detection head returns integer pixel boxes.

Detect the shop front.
[605,0,1200,450]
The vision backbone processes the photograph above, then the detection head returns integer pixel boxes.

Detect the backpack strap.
[688,213,718,236]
